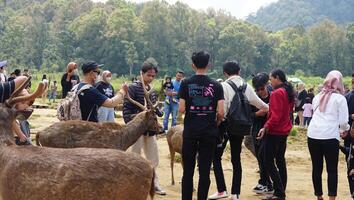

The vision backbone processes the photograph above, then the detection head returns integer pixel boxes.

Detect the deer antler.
[126,92,147,111]
[140,73,157,110]
[6,81,47,107]
[125,73,159,112]
[7,76,32,103]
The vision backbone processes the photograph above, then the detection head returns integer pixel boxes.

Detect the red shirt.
[264,87,294,135]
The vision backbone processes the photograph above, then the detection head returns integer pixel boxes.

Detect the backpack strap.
[241,83,247,93]
[74,83,93,94]
[227,80,247,100]
[75,83,95,121]
[226,80,239,93]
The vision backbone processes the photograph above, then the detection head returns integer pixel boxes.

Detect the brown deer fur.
[37,74,162,151]
[166,124,183,185]
[0,106,155,200]
[36,110,161,151]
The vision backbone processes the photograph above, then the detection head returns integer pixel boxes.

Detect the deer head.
[125,74,162,133]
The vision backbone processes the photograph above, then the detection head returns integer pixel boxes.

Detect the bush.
[290,128,297,136]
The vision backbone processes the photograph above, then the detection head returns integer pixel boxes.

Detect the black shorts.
[0,81,15,103]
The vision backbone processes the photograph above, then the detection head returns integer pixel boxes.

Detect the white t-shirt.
[307,93,350,141]
[221,75,269,118]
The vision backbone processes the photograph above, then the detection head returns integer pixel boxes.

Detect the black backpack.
[226,80,253,136]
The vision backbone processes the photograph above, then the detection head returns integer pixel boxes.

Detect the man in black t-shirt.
[77,61,127,122]
[178,51,224,200]
[95,70,115,122]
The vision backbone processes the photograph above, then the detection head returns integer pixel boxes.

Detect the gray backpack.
[57,84,92,121]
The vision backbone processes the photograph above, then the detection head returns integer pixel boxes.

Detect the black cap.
[82,61,103,74]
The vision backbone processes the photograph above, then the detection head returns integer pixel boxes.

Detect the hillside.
[247,0,354,31]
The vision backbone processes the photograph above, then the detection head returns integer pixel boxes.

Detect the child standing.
[302,97,313,127]
[49,81,58,103]
[14,89,34,145]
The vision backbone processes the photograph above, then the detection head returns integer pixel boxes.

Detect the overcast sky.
[91,0,279,19]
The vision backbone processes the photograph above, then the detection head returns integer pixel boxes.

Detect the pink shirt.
[302,103,313,117]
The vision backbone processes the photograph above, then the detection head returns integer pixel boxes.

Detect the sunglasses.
[92,70,100,75]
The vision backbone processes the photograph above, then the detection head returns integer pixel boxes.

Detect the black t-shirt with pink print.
[178,75,224,138]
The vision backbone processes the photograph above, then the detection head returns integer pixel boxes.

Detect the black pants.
[229,134,244,195]
[212,133,243,195]
[308,137,339,197]
[264,134,288,198]
[343,137,354,197]
[255,138,272,188]
[213,132,229,192]
[182,136,217,200]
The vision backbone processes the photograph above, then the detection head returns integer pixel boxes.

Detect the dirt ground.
[29,108,352,200]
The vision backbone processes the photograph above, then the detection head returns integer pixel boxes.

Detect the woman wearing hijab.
[307,70,350,200]
[95,70,115,122]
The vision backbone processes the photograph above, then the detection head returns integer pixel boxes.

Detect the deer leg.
[170,150,175,185]
[179,158,184,184]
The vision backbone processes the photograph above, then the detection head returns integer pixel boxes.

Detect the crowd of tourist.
[0,54,353,200]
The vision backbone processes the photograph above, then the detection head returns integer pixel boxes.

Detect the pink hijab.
[319,70,345,112]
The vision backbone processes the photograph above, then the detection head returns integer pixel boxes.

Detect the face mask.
[73,69,79,75]
[106,77,112,82]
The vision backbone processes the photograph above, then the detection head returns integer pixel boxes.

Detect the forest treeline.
[0,0,353,77]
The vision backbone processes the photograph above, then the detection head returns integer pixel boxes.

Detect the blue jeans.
[304,117,312,126]
[97,107,115,122]
[163,101,179,131]
[49,91,57,102]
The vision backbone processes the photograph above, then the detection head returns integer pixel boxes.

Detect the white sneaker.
[208,191,228,199]
[230,194,240,200]
[253,184,267,194]
[154,186,166,195]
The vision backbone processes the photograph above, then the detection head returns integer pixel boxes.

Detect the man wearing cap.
[61,62,80,98]
[77,61,127,122]
[95,70,115,122]
[0,60,8,83]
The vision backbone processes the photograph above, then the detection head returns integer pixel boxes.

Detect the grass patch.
[175,154,182,163]
[290,128,298,137]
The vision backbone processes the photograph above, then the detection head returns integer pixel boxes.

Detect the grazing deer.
[0,80,155,200]
[166,124,183,185]
[36,78,162,151]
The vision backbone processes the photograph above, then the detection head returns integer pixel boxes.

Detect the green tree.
[124,41,139,77]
